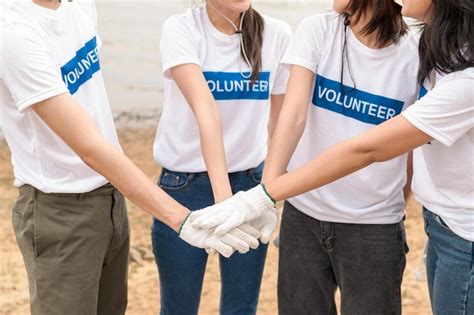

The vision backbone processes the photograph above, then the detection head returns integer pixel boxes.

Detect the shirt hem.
[17,86,69,113]
[162,57,201,78]
[402,111,455,147]
[287,199,405,225]
[280,56,317,74]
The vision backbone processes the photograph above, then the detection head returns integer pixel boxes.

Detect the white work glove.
[179,212,260,258]
[248,207,278,244]
[206,209,277,255]
[191,185,276,236]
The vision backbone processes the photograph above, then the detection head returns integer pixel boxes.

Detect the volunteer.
[151,0,291,313]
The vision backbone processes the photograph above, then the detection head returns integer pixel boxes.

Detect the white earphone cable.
[208,1,253,79]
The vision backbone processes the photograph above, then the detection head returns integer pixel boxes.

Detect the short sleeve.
[402,72,474,147]
[271,23,292,95]
[160,16,201,79]
[280,16,326,73]
[272,64,290,95]
[1,25,69,113]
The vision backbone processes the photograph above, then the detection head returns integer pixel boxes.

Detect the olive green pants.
[12,184,130,315]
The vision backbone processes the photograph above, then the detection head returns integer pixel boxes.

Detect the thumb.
[259,214,277,244]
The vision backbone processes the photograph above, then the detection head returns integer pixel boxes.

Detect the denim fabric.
[278,201,408,315]
[151,163,268,315]
[423,208,474,315]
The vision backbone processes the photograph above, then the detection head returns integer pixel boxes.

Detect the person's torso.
[0,1,121,193]
[154,7,291,172]
[412,68,474,241]
[287,13,420,224]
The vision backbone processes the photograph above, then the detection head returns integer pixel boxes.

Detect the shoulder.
[437,68,474,93]
[2,22,46,51]
[294,11,341,38]
[74,0,98,25]
[419,68,474,111]
[162,7,202,34]
[262,14,292,37]
[398,28,420,52]
[301,11,340,29]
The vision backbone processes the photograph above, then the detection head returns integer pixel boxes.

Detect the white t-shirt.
[153,6,292,173]
[0,0,121,193]
[282,12,420,224]
[403,68,474,241]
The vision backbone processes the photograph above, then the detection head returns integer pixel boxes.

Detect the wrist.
[260,183,276,205]
[178,211,192,235]
[168,206,191,233]
[213,188,233,203]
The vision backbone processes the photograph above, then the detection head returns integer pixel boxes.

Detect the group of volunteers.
[0,0,471,314]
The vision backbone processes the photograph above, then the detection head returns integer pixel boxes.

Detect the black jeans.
[278,202,409,315]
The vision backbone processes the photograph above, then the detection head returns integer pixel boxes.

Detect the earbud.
[343,13,351,27]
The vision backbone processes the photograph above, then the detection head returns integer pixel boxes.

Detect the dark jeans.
[278,201,408,315]
[424,208,474,315]
[151,163,268,315]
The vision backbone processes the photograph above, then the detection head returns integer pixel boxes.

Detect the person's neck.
[32,0,61,10]
[348,11,392,49]
[206,2,241,35]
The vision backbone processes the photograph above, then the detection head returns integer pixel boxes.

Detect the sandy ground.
[0,128,431,315]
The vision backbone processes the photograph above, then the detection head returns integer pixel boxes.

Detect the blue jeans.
[151,163,268,315]
[423,208,474,315]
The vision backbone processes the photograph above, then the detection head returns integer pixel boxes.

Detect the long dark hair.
[346,0,408,48]
[241,6,264,82]
[418,0,474,85]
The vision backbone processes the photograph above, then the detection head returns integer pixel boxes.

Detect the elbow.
[75,138,105,170]
[293,115,307,134]
[366,148,391,164]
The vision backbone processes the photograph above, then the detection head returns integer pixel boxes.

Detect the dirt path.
[0,128,431,314]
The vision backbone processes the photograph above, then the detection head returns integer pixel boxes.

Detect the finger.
[214,218,240,236]
[238,223,261,239]
[211,241,234,258]
[221,233,250,254]
[206,248,217,255]
[192,212,228,229]
[230,227,259,250]
[260,215,277,244]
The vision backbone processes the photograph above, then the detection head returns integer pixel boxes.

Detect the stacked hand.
[179,185,277,257]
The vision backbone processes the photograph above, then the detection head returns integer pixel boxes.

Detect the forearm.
[268,94,284,140]
[265,115,431,202]
[170,64,232,202]
[196,108,232,202]
[403,151,413,203]
[263,65,314,183]
[32,94,189,232]
[266,138,374,201]
[263,111,306,183]
[82,139,188,231]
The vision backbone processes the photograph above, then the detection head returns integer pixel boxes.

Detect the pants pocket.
[158,169,194,191]
[423,208,431,237]
[249,162,265,184]
[12,193,38,258]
